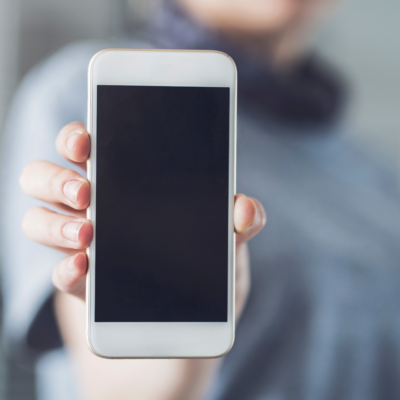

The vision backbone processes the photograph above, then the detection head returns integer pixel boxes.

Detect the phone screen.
[95,85,230,323]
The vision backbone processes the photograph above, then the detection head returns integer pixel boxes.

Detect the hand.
[20,122,266,320]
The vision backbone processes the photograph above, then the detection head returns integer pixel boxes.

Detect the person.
[2,0,400,399]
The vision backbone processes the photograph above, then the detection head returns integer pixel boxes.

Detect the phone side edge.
[85,50,100,355]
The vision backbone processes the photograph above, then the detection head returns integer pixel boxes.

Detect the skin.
[20,122,266,400]
[179,0,338,66]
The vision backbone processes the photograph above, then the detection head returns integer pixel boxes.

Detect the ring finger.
[22,207,93,249]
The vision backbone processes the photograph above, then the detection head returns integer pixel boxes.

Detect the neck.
[220,29,306,70]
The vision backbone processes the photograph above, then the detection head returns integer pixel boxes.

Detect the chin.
[188,2,297,37]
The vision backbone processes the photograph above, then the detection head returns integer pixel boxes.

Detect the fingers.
[53,253,88,300]
[20,160,90,210]
[45,202,87,218]
[56,122,90,170]
[234,194,266,244]
[22,207,93,250]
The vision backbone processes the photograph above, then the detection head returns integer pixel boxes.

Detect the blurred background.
[0,0,398,398]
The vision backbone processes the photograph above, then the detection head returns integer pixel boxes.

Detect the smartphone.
[86,49,237,358]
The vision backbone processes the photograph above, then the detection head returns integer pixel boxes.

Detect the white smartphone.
[86,49,237,358]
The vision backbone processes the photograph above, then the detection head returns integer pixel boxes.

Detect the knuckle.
[67,121,85,130]
[53,260,74,292]
[61,121,84,136]
[47,168,62,197]
[61,276,75,291]
[48,167,82,199]
[46,212,61,244]
[21,207,43,236]
[51,269,61,290]
[19,162,35,190]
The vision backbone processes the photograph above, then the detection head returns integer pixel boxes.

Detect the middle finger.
[20,160,90,210]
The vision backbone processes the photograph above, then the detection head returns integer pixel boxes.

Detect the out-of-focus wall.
[0,0,19,136]
[316,0,400,169]
[17,0,125,78]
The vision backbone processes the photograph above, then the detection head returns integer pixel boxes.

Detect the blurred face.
[178,0,335,35]
[177,0,338,63]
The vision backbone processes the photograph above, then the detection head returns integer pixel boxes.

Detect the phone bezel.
[86,49,237,358]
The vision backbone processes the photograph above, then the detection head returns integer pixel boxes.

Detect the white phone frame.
[86,49,237,359]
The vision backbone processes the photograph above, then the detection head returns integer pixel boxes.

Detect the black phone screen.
[95,85,230,322]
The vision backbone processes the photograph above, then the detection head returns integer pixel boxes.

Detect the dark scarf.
[144,1,346,128]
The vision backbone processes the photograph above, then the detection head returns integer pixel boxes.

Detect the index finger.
[56,122,90,171]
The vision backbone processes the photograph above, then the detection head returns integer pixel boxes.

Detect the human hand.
[20,122,266,320]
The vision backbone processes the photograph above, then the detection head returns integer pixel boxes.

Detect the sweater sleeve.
[0,41,102,359]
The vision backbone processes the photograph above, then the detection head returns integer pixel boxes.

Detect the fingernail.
[63,180,84,203]
[67,132,83,152]
[249,198,257,228]
[63,222,83,242]
[66,256,76,272]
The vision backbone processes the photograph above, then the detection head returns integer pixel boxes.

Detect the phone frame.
[86,49,237,359]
